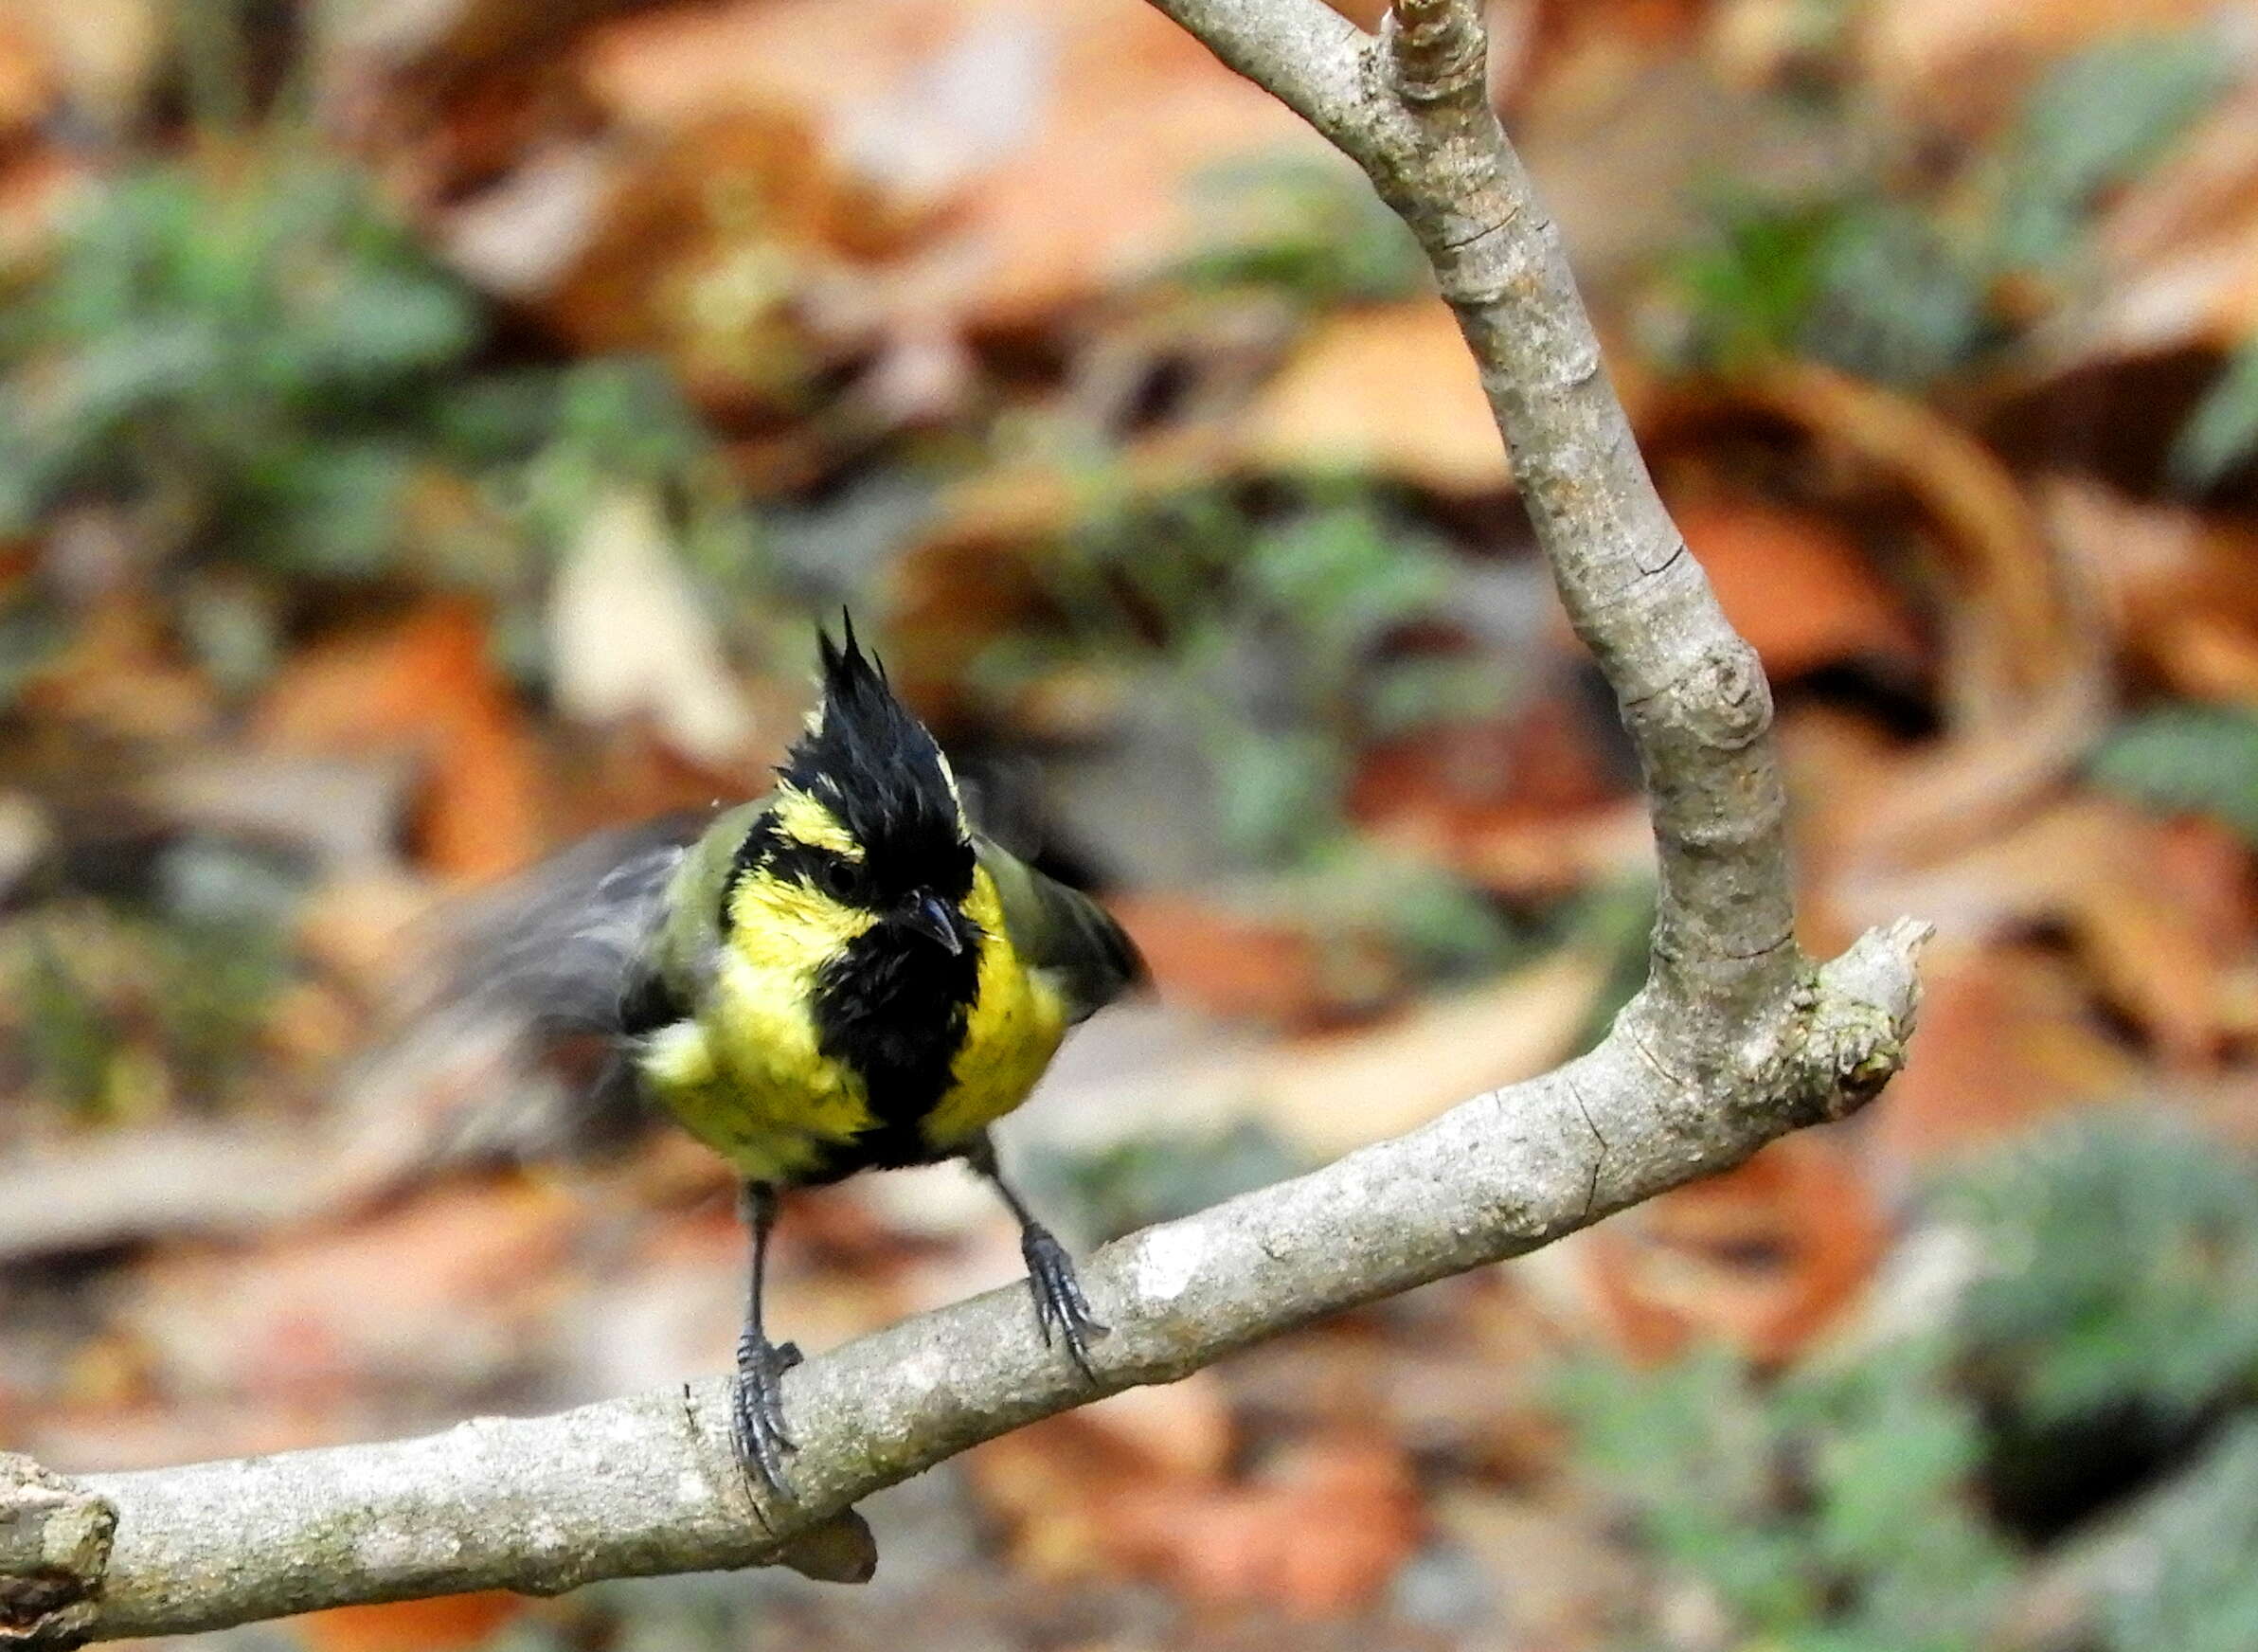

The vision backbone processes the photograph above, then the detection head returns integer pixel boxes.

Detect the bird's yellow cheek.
[726,867,872,967]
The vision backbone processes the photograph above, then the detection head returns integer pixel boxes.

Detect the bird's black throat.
[808,921,981,1179]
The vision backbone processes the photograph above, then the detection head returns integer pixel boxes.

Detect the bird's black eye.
[818,858,867,903]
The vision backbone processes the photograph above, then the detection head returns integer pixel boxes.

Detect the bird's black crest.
[775,615,973,902]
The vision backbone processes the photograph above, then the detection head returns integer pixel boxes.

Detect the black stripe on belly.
[808,922,980,1179]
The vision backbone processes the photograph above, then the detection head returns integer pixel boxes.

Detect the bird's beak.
[902,892,965,954]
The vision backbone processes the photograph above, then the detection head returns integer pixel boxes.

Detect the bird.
[454,616,1143,1497]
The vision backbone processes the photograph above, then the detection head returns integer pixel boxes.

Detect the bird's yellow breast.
[639,864,868,1183]
[925,867,1071,1146]
[637,862,1067,1183]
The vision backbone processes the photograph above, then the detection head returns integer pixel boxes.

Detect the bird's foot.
[1021,1222,1107,1380]
[729,1331,804,1501]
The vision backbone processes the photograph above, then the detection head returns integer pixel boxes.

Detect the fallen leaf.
[1349,698,1648,900]
[968,1368,1237,1571]
[0,1125,334,1263]
[0,14,54,137]
[325,0,662,216]
[528,113,873,404]
[1847,796,2246,1066]
[1577,1129,1888,1364]
[261,980,364,1072]
[1673,494,1923,678]
[1224,1282,1573,1481]
[127,1177,581,1407]
[1249,948,1611,1158]
[1160,1436,1422,1616]
[547,486,757,765]
[1013,949,1609,1165]
[883,443,1218,722]
[1860,0,2219,135]
[14,1394,357,1474]
[142,755,420,881]
[291,1593,529,1652]
[1243,302,1511,494]
[1514,27,1842,290]
[434,139,616,300]
[2046,476,2258,705]
[256,600,546,883]
[1077,1377,1240,1482]
[1869,943,2146,1168]
[1430,1484,1639,1651]
[1741,362,2072,723]
[18,592,218,742]
[1109,891,1345,1027]
[1829,658,2112,874]
[2047,81,2258,369]
[580,0,1325,335]
[295,874,442,1002]
[973,1394,1421,1617]
[2,0,163,135]
[0,146,85,263]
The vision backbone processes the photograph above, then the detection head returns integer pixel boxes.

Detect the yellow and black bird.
[472,618,1141,1494]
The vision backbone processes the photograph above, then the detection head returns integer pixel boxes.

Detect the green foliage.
[1667,192,1989,385]
[1661,28,2229,386]
[1943,1121,2258,1652]
[1565,874,1659,1053]
[0,155,481,571]
[15,930,124,1121]
[1662,194,1841,372]
[1568,1118,2258,1652]
[1038,1119,1304,1246]
[979,482,1518,986]
[1810,204,1995,386]
[488,356,765,624]
[0,150,766,701]
[2088,702,2258,848]
[1987,32,2233,276]
[1281,839,1522,980]
[1168,154,1427,307]
[1945,1114,2258,1428]
[1043,488,1486,867]
[2095,1418,2258,1652]
[2173,337,2258,487]
[1562,1340,2014,1652]
[4,837,305,1119]
[1662,187,1991,386]
[508,359,720,530]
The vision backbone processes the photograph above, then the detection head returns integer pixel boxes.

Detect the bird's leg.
[966,1134,1108,1379]
[730,1181,802,1499]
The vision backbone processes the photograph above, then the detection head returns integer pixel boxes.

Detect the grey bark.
[0,0,1929,1643]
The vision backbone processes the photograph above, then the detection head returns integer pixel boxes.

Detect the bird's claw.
[729,1333,804,1500]
[1021,1223,1107,1380]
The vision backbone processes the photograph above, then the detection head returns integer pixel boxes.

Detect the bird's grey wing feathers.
[444,813,708,1037]
[425,810,719,1152]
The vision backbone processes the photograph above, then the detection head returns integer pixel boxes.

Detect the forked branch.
[0,2,1926,1642]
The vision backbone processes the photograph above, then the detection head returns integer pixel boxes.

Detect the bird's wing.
[626,795,774,1031]
[437,797,771,1146]
[443,812,709,1039]
[357,809,719,1160]
[975,835,1145,1024]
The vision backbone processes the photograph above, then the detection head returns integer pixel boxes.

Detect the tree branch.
[0,2,1930,1643]
[24,924,1920,1642]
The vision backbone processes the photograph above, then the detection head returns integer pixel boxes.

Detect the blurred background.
[4,0,2258,1647]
